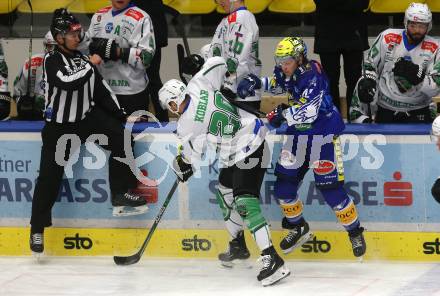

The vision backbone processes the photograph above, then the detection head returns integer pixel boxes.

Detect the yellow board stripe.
[2,227,440,261]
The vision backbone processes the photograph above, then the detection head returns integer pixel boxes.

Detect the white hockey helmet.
[432,115,440,136]
[199,44,211,61]
[159,79,187,115]
[43,31,57,53]
[404,3,432,32]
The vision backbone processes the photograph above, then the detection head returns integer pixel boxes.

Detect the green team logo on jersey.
[208,91,241,137]
[114,25,121,36]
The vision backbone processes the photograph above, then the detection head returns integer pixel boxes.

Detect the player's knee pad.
[215,183,234,221]
[431,178,440,204]
[333,197,360,230]
[235,194,267,234]
[319,186,348,208]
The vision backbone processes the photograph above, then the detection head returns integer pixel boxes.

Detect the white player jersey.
[210,7,262,102]
[0,42,8,93]
[13,54,45,100]
[365,28,440,111]
[177,57,266,167]
[84,4,155,95]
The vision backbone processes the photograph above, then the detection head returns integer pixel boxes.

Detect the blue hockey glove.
[237,74,261,99]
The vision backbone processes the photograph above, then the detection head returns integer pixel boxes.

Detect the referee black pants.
[319,50,364,119]
[30,107,138,231]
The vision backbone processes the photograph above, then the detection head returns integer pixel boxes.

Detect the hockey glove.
[172,155,193,183]
[220,86,237,101]
[357,75,376,104]
[17,95,43,120]
[393,58,425,86]
[0,92,10,120]
[182,54,205,77]
[237,74,262,99]
[89,38,118,61]
[266,103,289,128]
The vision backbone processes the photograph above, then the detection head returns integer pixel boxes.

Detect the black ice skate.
[218,231,250,268]
[112,192,149,216]
[348,226,366,258]
[30,232,44,255]
[280,218,314,254]
[257,246,290,286]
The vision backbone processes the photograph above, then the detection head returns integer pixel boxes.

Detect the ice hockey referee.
[29,8,148,256]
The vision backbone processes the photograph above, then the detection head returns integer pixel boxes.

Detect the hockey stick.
[228,99,266,118]
[164,5,191,56]
[176,43,188,84]
[26,0,33,97]
[113,179,179,266]
[361,53,372,119]
[164,5,192,84]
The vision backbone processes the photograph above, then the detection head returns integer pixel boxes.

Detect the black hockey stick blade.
[113,179,179,266]
[177,44,188,85]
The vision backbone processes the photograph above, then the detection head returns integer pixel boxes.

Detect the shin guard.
[216,184,244,239]
[235,194,272,251]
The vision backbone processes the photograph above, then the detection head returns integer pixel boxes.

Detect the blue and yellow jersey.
[263,60,344,135]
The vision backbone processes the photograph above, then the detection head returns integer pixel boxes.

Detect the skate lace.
[258,255,272,271]
[32,233,43,245]
[350,235,362,249]
[285,228,300,243]
[124,193,141,201]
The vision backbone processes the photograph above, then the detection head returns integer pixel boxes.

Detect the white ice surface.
[0,257,439,296]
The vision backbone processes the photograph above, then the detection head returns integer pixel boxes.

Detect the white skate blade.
[261,265,291,287]
[282,231,314,254]
[220,258,252,269]
[112,204,149,217]
[357,256,364,263]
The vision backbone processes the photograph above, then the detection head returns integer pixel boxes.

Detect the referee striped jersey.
[43,49,123,123]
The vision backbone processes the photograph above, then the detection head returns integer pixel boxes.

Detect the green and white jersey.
[209,8,262,102]
[84,4,155,95]
[13,53,45,99]
[0,42,8,93]
[177,57,266,167]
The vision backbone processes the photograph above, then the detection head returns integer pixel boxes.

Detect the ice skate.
[218,231,251,268]
[30,232,44,259]
[112,192,149,216]
[348,227,366,259]
[257,246,290,286]
[280,218,314,254]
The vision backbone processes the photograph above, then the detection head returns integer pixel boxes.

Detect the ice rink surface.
[0,257,439,296]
